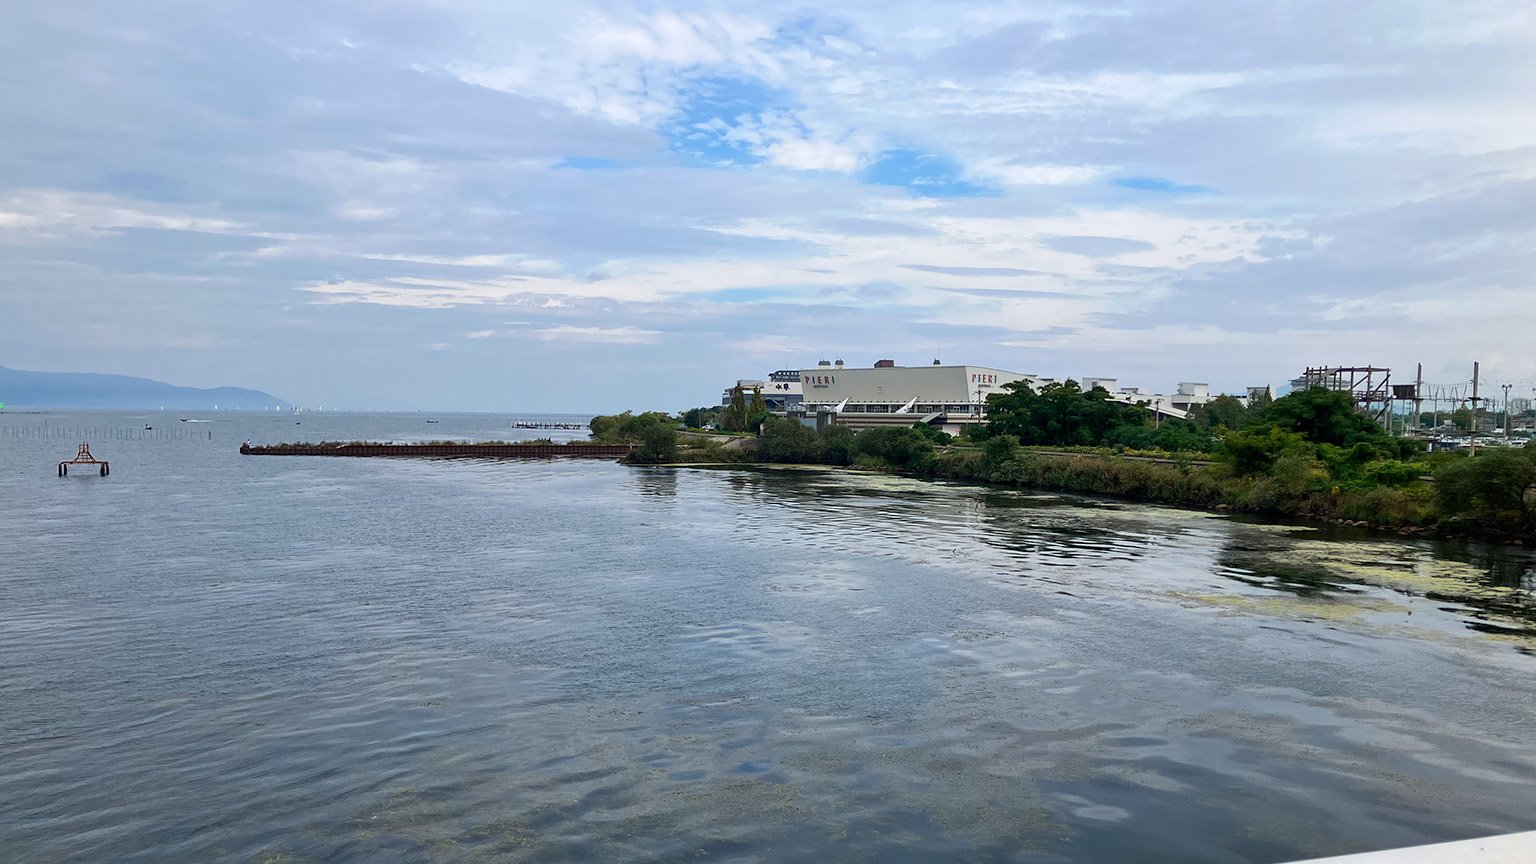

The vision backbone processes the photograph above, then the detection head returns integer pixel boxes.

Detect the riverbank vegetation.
[594,385,1535,543]
[588,411,678,463]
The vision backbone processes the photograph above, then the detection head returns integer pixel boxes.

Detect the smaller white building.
[722,370,804,411]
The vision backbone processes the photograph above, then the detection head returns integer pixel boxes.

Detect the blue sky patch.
[861,149,996,197]
[1112,176,1213,195]
[665,76,793,166]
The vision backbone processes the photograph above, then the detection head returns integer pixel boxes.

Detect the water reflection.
[703,465,1536,647]
[630,466,678,499]
[1211,526,1536,641]
[6,430,1536,864]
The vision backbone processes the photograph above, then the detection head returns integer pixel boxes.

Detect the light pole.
[1505,381,1517,439]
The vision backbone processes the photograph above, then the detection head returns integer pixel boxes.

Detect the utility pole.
[1470,362,1479,457]
[1413,363,1423,435]
[1503,383,1514,442]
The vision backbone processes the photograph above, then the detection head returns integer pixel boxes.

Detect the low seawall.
[240,442,634,459]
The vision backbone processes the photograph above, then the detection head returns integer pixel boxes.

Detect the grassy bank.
[591,392,1536,546]
[666,432,1444,536]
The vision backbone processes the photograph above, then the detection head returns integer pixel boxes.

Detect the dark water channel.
[2,411,1535,863]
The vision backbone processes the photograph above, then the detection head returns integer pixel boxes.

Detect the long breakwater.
[239,441,632,458]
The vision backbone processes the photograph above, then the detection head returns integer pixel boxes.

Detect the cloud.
[969,160,1101,187]
[2,0,1533,411]
[1038,235,1158,257]
[0,188,245,239]
[902,264,1049,277]
[532,325,661,344]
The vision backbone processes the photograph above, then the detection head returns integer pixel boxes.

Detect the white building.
[721,370,804,411]
[725,359,1268,431]
[792,359,1042,431]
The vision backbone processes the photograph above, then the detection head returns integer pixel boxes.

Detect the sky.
[2,1,1534,412]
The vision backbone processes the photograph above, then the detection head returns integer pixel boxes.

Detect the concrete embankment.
[239,442,634,458]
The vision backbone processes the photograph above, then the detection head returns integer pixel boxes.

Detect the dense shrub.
[1435,444,1536,535]
[822,425,858,466]
[854,426,935,469]
[757,417,823,463]
[1220,425,1308,476]
[591,411,678,464]
[590,411,674,443]
[627,390,1531,541]
[985,379,1153,447]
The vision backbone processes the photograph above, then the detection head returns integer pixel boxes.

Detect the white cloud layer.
[0,0,1533,410]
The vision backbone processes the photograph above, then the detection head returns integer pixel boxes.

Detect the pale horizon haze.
[2,1,1534,412]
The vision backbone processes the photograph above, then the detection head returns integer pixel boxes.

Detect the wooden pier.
[59,442,109,476]
[239,442,634,459]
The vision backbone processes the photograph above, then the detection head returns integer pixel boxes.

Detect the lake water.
[3,410,1535,863]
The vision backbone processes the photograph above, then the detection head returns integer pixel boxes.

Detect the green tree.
[822,425,858,465]
[910,422,953,444]
[589,412,622,442]
[1247,389,1274,415]
[681,406,722,429]
[1153,421,1217,453]
[1259,388,1391,449]
[854,426,935,469]
[722,387,749,432]
[758,417,821,462]
[632,421,678,464]
[590,411,676,444]
[985,379,1150,447]
[1220,424,1309,476]
[1188,395,1248,431]
[1435,444,1536,532]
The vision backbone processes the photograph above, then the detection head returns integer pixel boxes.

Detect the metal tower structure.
[1302,366,1393,426]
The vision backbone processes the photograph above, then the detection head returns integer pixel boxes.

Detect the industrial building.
[804,359,1037,408]
[723,359,1267,433]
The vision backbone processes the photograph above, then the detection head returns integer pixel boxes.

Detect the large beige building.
[791,360,1049,431]
[799,361,1041,413]
[729,358,1253,432]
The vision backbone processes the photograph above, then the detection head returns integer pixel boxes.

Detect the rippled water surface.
[3,410,1536,863]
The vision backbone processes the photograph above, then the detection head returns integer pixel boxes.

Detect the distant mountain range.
[0,363,289,410]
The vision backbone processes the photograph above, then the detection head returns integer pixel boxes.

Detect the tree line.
[595,380,1536,541]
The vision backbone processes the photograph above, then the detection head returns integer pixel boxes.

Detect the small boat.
[426,420,440,424]
[144,424,153,430]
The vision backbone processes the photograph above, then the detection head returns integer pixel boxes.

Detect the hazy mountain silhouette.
[0,363,289,409]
